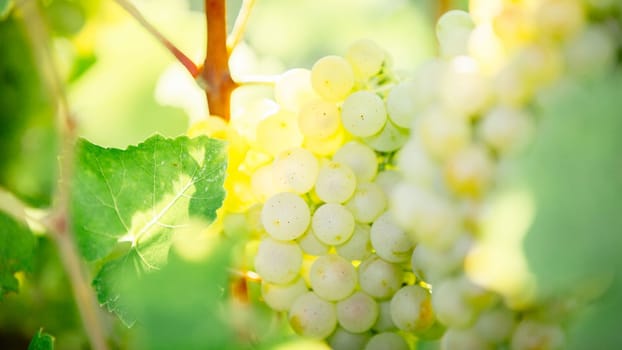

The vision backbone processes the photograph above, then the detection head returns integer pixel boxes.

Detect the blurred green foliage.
[28,329,55,350]
[521,71,622,347]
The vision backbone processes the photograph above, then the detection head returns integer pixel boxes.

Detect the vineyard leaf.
[71,134,226,324]
[71,134,227,262]
[28,329,55,350]
[0,211,36,300]
[520,72,622,348]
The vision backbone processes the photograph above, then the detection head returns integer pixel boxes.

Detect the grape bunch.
[192,1,621,349]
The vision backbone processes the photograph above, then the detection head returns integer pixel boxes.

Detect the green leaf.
[71,134,227,324]
[519,72,622,348]
[0,0,12,20]
[0,18,58,207]
[0,211,36,300]
[123,246,237,349]
[28,329,55,350]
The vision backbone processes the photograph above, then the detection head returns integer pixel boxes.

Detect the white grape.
[272,147,319,194]
[335,223,372,261]
[289,291,337,339]
[436,10,475,58]
[345,182,387,224]
[440,56,491,117]
[341,90,387,137]
[374,169,401,198]
[432,278,476,328]
[441,328,493,350]
[333,141,378,182]
[251,164,283,201]
[256,111,303,156]
[358,255,403,299]
[297,227,329,256]
[314,161,357,203]
[298,98,341,138]
[362,120,409,152]
[390,284,435,332]
[303,126,346,156]
[444,145,495,197]
[336,291,379,333]
[510,319,565,350]
[416,106,471,161]
[261,192,310,241]
[311,55,354,101]
[396,139,438,186]
[386,82,420,128]
[274,68,318,112]
[309,254,358,301]
[390,182,461,250]
[327,328,371,350]
[474,306,515,343]
[254,238,303,284]
[564,24,616,78]
[311,203,355,245]
[372,300,397,332]
[480,105,532,154]
[364,332,409,350]
[261,277,308,312]
[370,212,413,263]
[346,39,386,79]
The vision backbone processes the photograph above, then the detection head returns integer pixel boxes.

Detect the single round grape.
[373,300,397,332]
[254,238,303,284]
[297,227,329,256]
[370,212,413,263]
[436,10,475,58]
[256,111,303,156]
[341,90,387,137]
[410,236,471,284]
[327,327,371,350]
[390,285,435,332]
[441,328,493,350]
[337,291,379,333]
[364,332,409,350]
[303,126,346,156]
[362,120,409,152]
[335,223,372,261]
[374,169,401,198]
[480,105,532,154]
[386,82,420,128]
[432,278,476,328]
[510,319,565,350]
[261,192,310,241]
[261,277,308,312]
[345,182,386,224]
[346,39,385,79]
[311,55,354,101]
[311,203,355,245]
[440,56,491,117]
[309,255,358,301]
[333,141,378,182]
[314,161,357,203]
[274,68,317,112]
[444,145,495,197]
[358,255,403,299]
[288,291,337,339]
[396,140,438,187]
[564,25,616,79]
[298,98,341,138]
[416,106,471,161]
[272,147,319,194]
[251,164,283,201]
[474,307,515,343]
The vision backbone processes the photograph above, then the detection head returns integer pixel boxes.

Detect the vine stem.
[437,0,452,21]
[199,0,238,121]
[18,2,109,350]
[113,0,199,77]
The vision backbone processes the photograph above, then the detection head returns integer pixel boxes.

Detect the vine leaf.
[70,134,227,325]
[0,0,13,20]
[0,210,36,300]
[28,329,55,350]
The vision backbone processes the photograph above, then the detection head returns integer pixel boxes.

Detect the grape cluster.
[192,1,621,349]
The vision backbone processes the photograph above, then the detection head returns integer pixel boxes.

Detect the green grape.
[254,237,302,284]
[312,203,355,245]
[309,254,358,302]
[289,291,337,339]
[261,192,311,241]
[390,284,435,332]
[336,291,379,333]
[311,55,355,101]
[341,90,387,137]
[364,332,409,350]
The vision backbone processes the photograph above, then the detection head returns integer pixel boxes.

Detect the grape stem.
[113,0,200,77]
[227,0,256,52]
[199,0,238,121]
[437,0,452,21]
[18,2,109,350]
